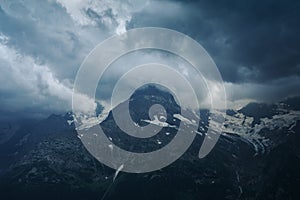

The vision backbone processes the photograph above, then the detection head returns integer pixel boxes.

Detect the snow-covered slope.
[221,103,300,156]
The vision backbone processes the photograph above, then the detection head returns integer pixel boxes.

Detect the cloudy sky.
[0,0,299,119]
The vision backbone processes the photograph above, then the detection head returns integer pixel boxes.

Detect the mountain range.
[0,86,299,200]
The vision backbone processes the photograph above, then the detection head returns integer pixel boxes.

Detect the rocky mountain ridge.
[0,87,299,200]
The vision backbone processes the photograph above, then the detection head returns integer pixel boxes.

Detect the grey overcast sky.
[0,0,299,119]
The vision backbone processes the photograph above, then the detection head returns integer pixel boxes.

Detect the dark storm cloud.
[0,0,299,119]
[128,0,300,83]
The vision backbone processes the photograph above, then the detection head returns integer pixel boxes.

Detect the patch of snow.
[159,115,167,121]
[113,164,124,181]
[76,116,102,130]
[195,131,203,136]
[75,102,112,130]
[67,119,74,125]
[142,115,176,128]
[173,114,194,125]
[222,109,300,156]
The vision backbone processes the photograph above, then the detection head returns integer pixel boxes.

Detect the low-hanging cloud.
[0,33,73,118]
